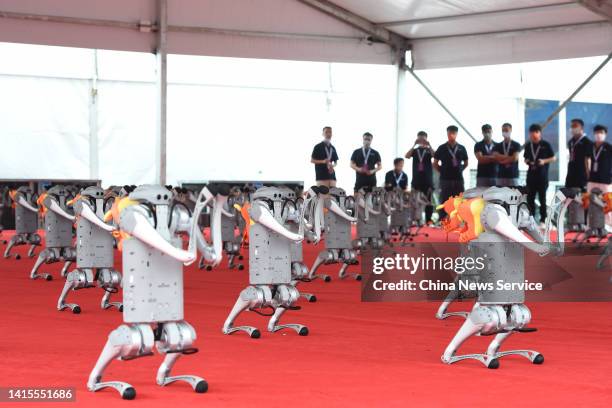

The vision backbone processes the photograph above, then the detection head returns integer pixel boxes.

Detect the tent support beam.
[89,50,99,180]
[578,0,612,21]
[295,0,409,52]
[542,51,612,129]
[155,0,168,185]
[403,63,477,143]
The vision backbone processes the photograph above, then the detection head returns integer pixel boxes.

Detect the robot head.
[252,186,297,223]
[46,185,71,207]
[128,185,173,233]
[16,186,35,202]
[483,186,524,226]
[79,186,105,214]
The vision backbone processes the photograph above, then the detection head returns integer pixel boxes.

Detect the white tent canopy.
[0,0,611,68]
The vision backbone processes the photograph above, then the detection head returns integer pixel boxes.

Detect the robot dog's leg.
[222,286,266,338]
[87,324,155,400]
[30,248,55,281]
[3,235,19,259]
[486,305,544,364]
[98,268,123,311]
[226,242,244,270]
[27,234,42,258]
[308,250,335,282]
[58,268,95,313]
[268,284,308,336]
[292,262,316,302]
[436,290,467,320]
[60,261,72,278]
[156,321,207,393]
[596,237,611,270]
[338,249,361,281]
[441,305,504,369]
[198,255,212,271]
[435,285,472,320]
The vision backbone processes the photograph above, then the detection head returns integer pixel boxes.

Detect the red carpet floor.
[0,228,611,407]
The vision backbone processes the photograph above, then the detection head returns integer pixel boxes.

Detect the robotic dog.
[286,186,326,302]
[4,187,42,260]
[222,186,308,339]
[30,185,76,280]
[198,186,245,270]
[87,185,225,399]
[57,187,122,314]
[565,187,586,234]
[440,187,569,369]
[309,187,359,281]
[353,187,385,252]
[574,188,609,247]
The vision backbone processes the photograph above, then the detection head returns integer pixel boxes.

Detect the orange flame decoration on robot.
[604,192,612,214]
[103,196,139,251]
[581,191,612,213]
[36,193,48,217]
[234,202,253,246]
[436,193,485,243]
[8,189,17,209]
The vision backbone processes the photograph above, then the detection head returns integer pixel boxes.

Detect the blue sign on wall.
[524,99,560,181]
[566,101,612,140]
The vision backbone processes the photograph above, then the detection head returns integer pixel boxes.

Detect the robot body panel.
[324,210,352,249]
[122,237,184,323]
[76,216,114,268]
[15,204,38,234]
[470,232,525,305]
[43,202,74,248]
[249,223,291,285]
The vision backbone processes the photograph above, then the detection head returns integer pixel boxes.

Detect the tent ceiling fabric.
[0,0,610,68]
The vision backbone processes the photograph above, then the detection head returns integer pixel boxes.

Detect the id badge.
[452,158,458,167]
[418,162,424,172]
[593,162,599,173]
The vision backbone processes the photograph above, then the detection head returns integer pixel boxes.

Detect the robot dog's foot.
[158,375,208,393]
[338,264,362,281]
[436,311,470,320]
[88,379,136,400]
[493,350,544,364]
[58,302,82,314]
[441,353,500,369]
[313,274,332,282]
[32,272,53,281]
[267,307,309,336]
[223,325,261,339]
[101,291,123,312]
[268,322,309,336]
[156,352,208,393]
[300,292,317,303]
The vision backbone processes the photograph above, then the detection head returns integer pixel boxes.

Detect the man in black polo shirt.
[434,125,469,215]
[350,132,382,192]
[406,130,434,222]
[524,123,556,224]
[384,158,408,190]
[565,118,593,191]
[493,122,521,186]
[474,123,498,187]
[587,124,611,228]
[311,126,339,187]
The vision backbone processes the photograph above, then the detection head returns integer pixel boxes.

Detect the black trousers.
[526,181,548,222]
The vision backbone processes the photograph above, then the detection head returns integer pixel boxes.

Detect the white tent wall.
[0,75,90,179]
[166,56,398,193]
[96,81,157,186]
